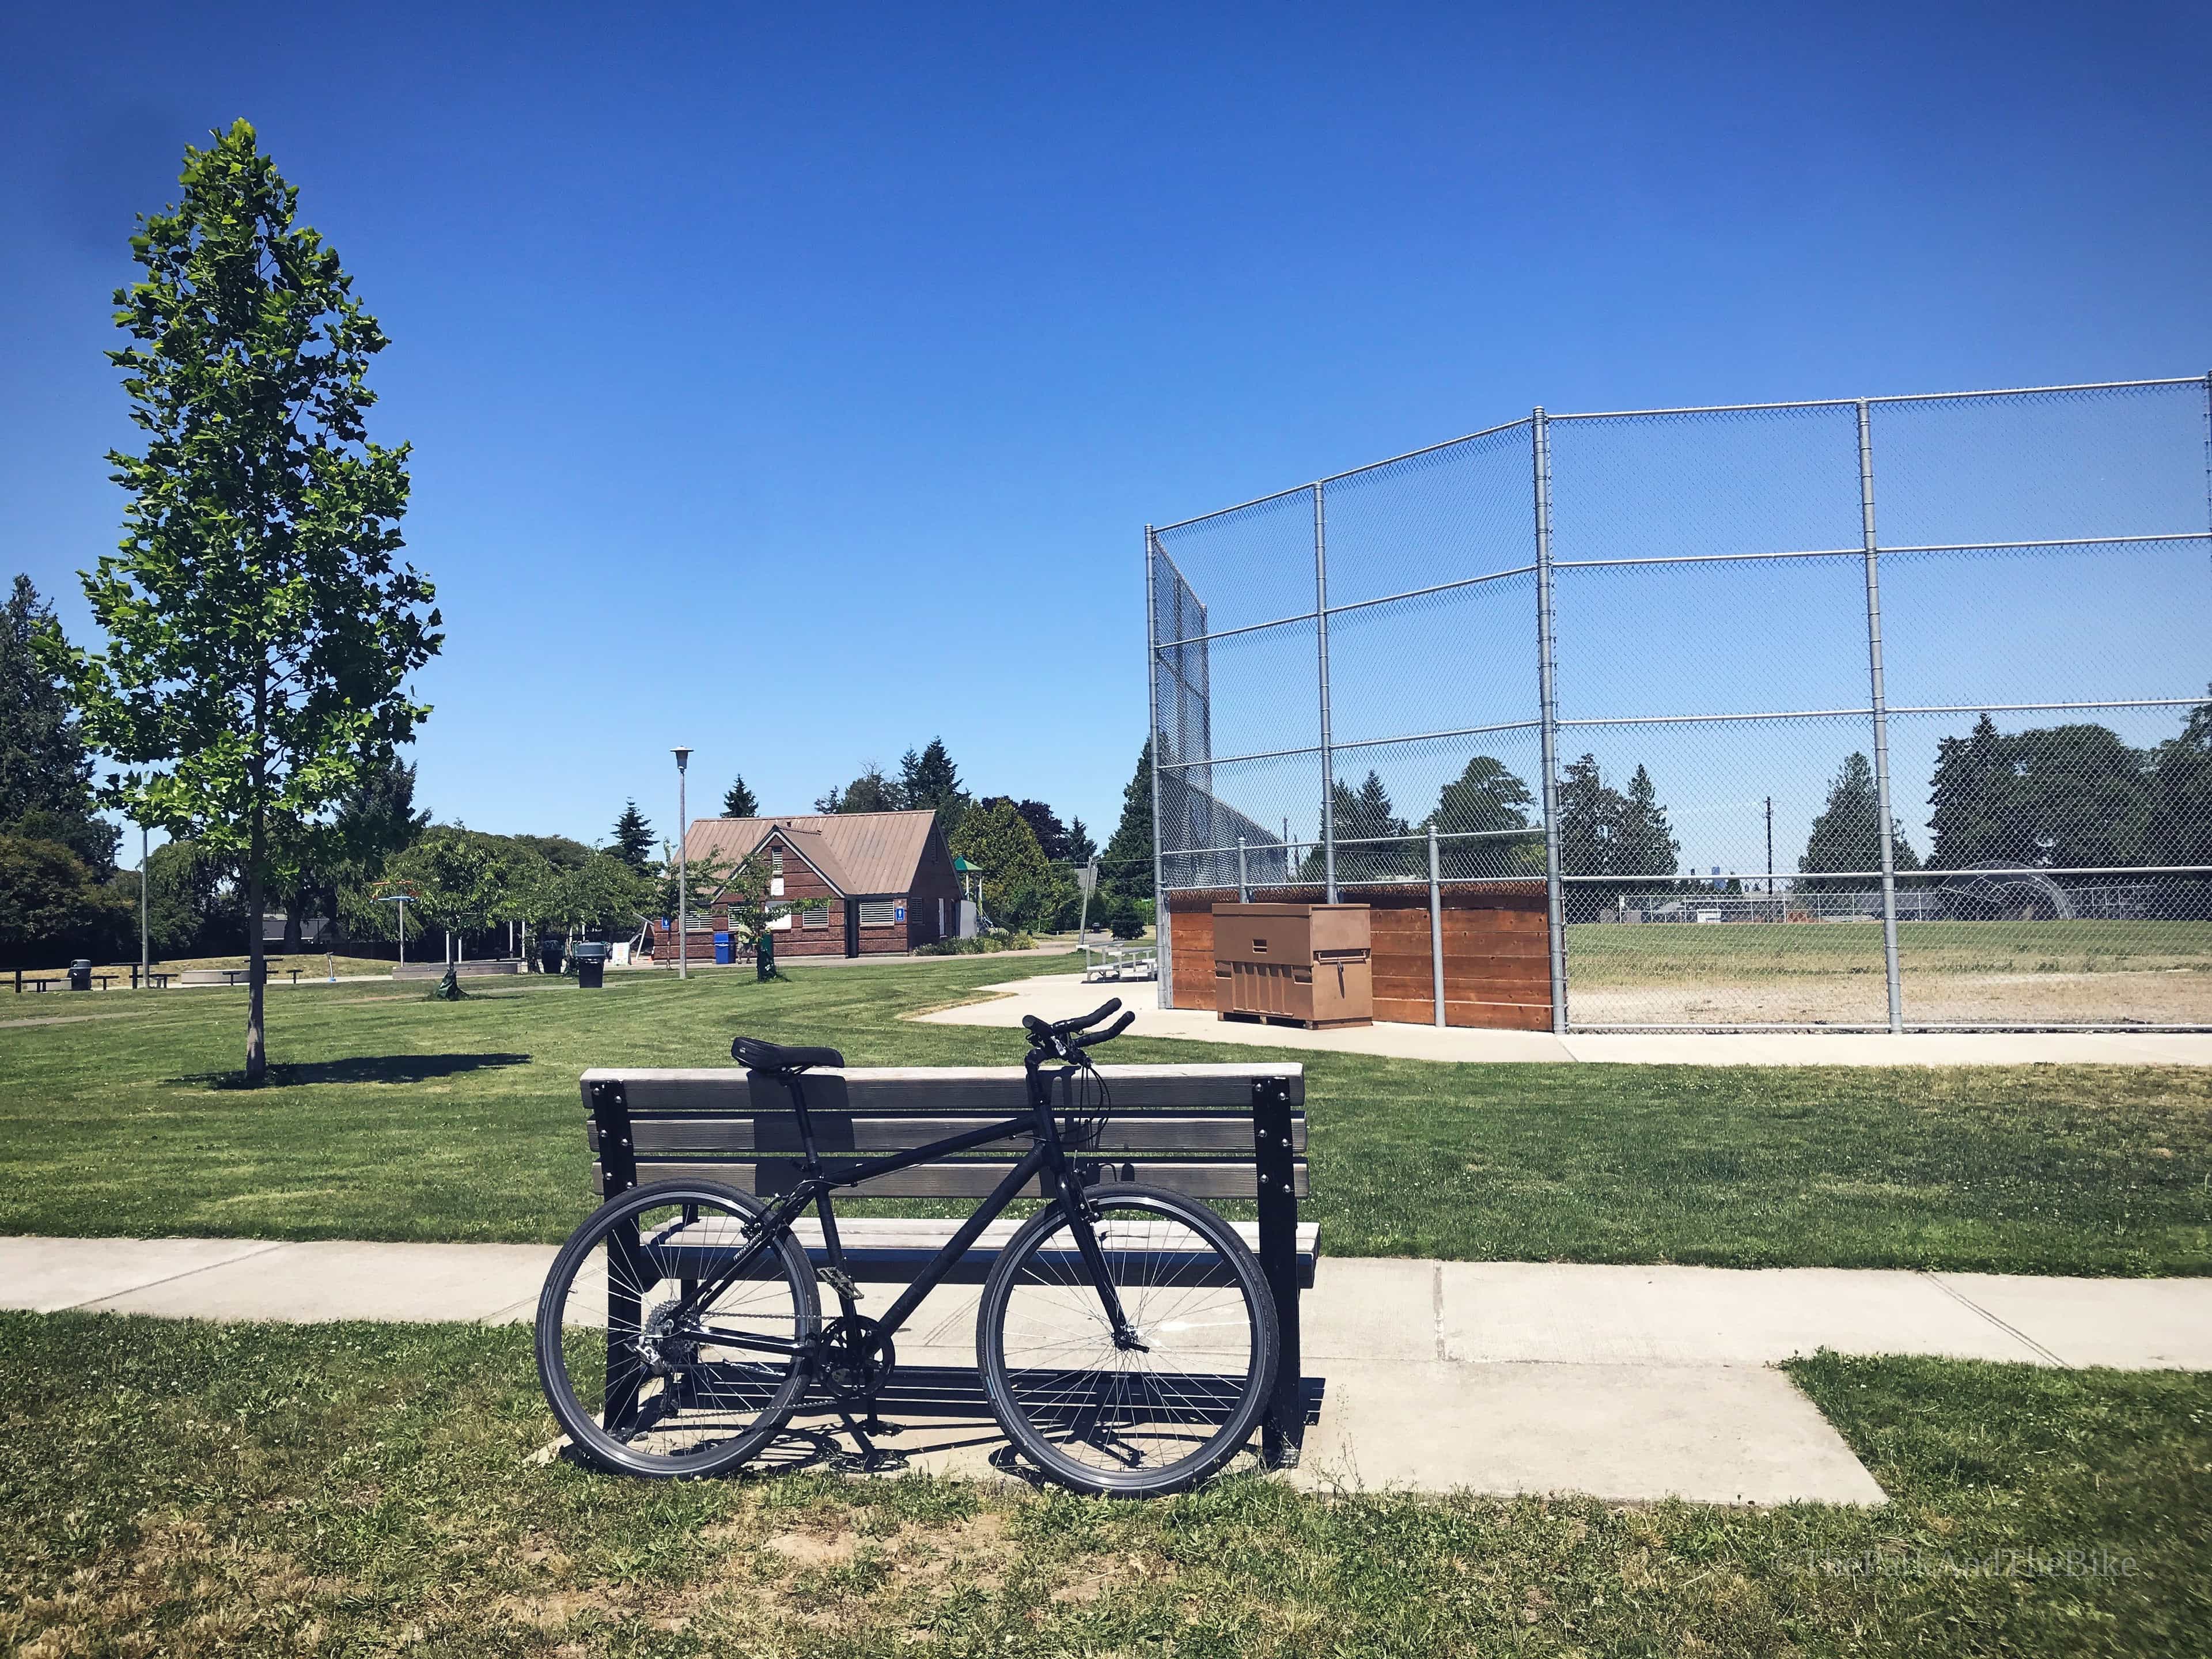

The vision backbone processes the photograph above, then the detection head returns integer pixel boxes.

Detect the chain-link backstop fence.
[1147,375,2212,1031]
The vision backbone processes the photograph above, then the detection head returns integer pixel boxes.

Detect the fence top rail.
[1152,374,2209,535]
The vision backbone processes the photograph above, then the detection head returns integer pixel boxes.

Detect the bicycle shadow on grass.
[168,1052,534,1089]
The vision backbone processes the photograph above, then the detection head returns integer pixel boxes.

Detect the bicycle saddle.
[730,1035,845,1073]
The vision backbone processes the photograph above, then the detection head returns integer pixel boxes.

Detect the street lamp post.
[378,893,412,966]
[673,747,692,980]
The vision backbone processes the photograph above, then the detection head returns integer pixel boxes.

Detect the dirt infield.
[1565,920,2212,1027]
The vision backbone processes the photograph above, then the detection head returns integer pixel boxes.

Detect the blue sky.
[3,2,2208,862]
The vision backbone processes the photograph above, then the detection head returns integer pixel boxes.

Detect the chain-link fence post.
[1237,836,1250,903]
[1855,402,1905,1033]
[1532,408,1568,1036]
[1145,524,1172,1009]
[1428,821,1446,1027]
[1313,480,1337,903]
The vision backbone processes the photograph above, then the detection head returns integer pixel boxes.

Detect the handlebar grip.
[1074,1010,1135,1047]
[1063,998,1122,1033]
[1022,1014,1053,1037]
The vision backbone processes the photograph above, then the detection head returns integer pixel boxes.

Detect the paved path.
[918,973,2212,1066]
[9,1235,2206,1506]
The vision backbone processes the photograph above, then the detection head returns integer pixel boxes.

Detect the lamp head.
[672,747,692,772]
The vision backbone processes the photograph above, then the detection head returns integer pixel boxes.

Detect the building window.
[802,904,829,929]
[859,900,896,927]
[771,847,783,876]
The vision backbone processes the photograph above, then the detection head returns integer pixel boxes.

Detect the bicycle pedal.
[817,1267,863,1300]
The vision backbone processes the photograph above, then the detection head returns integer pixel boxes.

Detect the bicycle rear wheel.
[535,1180,819,1478]
[976,1184,1279,1497]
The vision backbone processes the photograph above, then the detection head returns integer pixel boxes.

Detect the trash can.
[571,941,608,988]
[537,936,565,975]
[68,959,93,992]
[713,931,732,965]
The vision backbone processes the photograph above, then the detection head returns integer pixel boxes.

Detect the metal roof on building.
[683,810,942,898]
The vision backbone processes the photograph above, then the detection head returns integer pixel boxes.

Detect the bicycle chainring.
[815,1315,895,1403]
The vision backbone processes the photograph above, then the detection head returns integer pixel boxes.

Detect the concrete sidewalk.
[916,973,2212,1066]
[8,1234,2206,1505]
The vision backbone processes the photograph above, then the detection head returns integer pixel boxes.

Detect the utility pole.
[1765,796,1775,921]
[673,747,692,979]
[138,823,149,987]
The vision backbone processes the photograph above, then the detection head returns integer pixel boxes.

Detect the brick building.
[651,810,961,960]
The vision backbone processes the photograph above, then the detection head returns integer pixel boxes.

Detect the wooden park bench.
[579,1061,1320,1466]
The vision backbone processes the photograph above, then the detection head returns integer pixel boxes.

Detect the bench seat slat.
[637,1217,1320,1289]
[581,1063,1303,1115]
[598,1157,1309,1202]
[589,1113,1306,1157]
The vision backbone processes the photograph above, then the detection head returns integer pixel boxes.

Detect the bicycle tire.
[976,1183,1279,1497]
[535,1179,819,1479]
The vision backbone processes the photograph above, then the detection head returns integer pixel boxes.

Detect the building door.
[844,902,859,957]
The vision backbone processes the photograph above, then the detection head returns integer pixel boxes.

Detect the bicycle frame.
[654,1051,1134,1365]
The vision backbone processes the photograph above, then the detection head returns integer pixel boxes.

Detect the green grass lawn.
[2,1312,2204,1657]
[2,959,2208,1271]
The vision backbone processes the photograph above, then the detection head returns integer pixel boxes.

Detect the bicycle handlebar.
[1022,998,1130,1056]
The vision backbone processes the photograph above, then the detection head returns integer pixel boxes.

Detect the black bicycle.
[534,998,1281,1496]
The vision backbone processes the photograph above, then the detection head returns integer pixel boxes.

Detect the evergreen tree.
[1554,753,1622,883]
[812,783,843,814]
[2,575,119,872]
[1927,714,2029,869]
[1336,770,1414,882]
[1098,741,1154,895]
[720,774,759,818]
[1065,816,1097,865]
[1800,752,1922,887]
[897,738,967,830]
[610,800,654,871]
[1613,765,1680,878]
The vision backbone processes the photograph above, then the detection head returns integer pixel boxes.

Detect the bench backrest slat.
[589,1112,1306,1157]
[579,1063,1302,1115]
[600,1157,1309,1202]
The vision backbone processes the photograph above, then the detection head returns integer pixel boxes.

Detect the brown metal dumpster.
[1213,902,1372,1028]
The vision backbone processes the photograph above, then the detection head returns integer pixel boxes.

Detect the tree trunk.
[282,891,304,952]
[245,808,267,1082]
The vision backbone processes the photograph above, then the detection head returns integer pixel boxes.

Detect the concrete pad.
[916,972,2212,1066]
[0,1234,287,1314]
[1290,1358,1886,1505]
[1930,1272,2212,1369]
[1303,1257,1440,1362]
[80,1240,557,1324]
[1439,1262,2044,1366]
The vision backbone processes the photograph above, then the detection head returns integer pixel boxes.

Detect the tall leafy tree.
[1800,752,1922,888]
[1427,755,1540,879]
[2,575,120,872]
[2145,691,2212,869]
[720,773,759,819]
[949,798,1055,929]
[2011,724,2150,870]
[55,122,438,1079]
[1926,714,2029,869]
[609,800,654,871]
[1335,770,1414,882]
[1554,753,1683,918]
[836,763,899,813]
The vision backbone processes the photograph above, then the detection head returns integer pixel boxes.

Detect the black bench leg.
[604,1214,645,1435]
[1253,1080,1304,1469]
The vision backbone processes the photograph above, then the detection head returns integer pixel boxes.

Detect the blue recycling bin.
[713,931,732,965]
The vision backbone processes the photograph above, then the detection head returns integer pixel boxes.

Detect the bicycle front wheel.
[535,1180,819,1478]
[977,1184,1279,1496]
